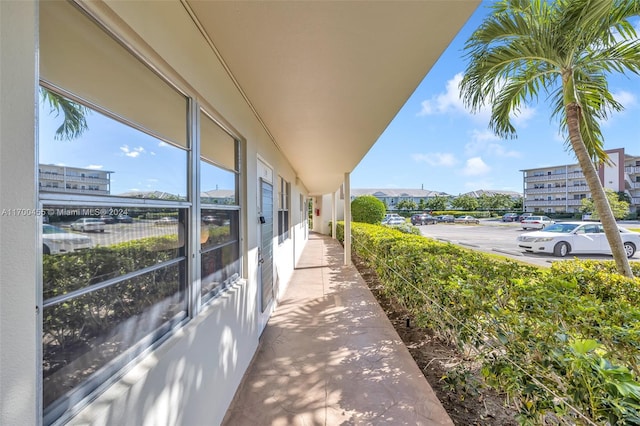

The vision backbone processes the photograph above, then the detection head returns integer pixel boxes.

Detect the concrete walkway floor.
[222,232,453,426]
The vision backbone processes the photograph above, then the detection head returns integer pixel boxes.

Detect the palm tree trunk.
[565,103,633,278]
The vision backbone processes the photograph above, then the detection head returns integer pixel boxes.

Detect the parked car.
[502,213,519,222]
[410,213,437,225]
[454,215,479,224]
[435,215,455,223]
[518,213,533,222]
[42,224,93,254]
[155,216,179,225]
[381,213,401,225]
[70,218,105,232]
[116,214,133,223]
[383,216,407,226]
[520,215,555,230]
[99,215,115,224]
[517,222,639,258]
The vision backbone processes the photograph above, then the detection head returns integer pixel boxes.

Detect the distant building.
[460,189,522,200]
[117,190,183,200]
[201,189,236,205]
[521,148,640,214]
[351,188,451,209]
[38,164,112,195]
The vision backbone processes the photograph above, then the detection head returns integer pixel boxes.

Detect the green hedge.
[337,222,640,425]
[43,235,182,350]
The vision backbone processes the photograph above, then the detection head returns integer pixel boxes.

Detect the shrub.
[351,195,385,224]
[337,221,640,425]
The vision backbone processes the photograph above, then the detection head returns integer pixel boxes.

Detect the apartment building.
[39,164,112,195]
[522,148,640,214]
[350,188,451,209]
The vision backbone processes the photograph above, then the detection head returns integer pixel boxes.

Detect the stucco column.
[331,191,336,239]
[343,173,351,266]
[0,2,39,425]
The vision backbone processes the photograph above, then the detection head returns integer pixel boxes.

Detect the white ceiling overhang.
[186,1,480,195]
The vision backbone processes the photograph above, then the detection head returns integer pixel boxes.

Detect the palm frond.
[40,87,90,141]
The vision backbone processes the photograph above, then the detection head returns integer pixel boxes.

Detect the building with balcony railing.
[521,148,640,214]
[39,164,112,195]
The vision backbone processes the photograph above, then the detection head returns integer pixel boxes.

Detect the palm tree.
[460,0,640,277]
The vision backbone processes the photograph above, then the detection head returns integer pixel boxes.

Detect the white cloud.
[512,106,536,127]
[461,157,491,176]
[613,90,637,108]
[417,72,535,128]
[120,145,145,158]
[417,73,487,120]
[85,164,103,170]
[158,142,169,147]
[412,152,458,166]
[465,129,521,158]
[488,144,522,158]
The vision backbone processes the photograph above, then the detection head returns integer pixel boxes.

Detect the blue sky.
[351,2,640,196]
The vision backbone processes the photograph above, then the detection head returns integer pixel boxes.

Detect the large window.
[199,112,240,303]
[278,177,290,244]
[41,206,187,410]
[39,3,241,424]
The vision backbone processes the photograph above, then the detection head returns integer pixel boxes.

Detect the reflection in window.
[200,161,237,205]
[41,205,188,417]
[200,209,240,301]
[43,263,186,410]
[278,177,290,244]
[39,91,188,200]
[42,205,185,299]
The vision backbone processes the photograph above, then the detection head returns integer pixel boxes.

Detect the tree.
[418,198,427,211]
[351,195,386,224]
[460,0,640,278]
[489,193,516,211]
[581,188,630,219]
[426,195,450,211]
[396,199,417,211]
[451,194,479,211]
[477,194,493,211]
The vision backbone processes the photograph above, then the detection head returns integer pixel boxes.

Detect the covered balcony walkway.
[223,232,453,425]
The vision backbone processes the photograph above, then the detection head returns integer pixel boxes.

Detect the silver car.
[70,218,105,232]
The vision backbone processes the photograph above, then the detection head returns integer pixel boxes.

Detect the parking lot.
[416,219,640,268]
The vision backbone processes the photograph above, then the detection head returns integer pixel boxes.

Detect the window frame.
[277,176,290,244]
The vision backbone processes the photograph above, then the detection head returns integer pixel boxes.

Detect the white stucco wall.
[603,151,621,192]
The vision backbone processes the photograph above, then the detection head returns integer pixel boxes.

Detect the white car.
[155,216,179,225]
[521,215,555,230]
[517,222,639,258]
[42,224,93,255]
[383,216,406,226]
[70,218,105,232]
